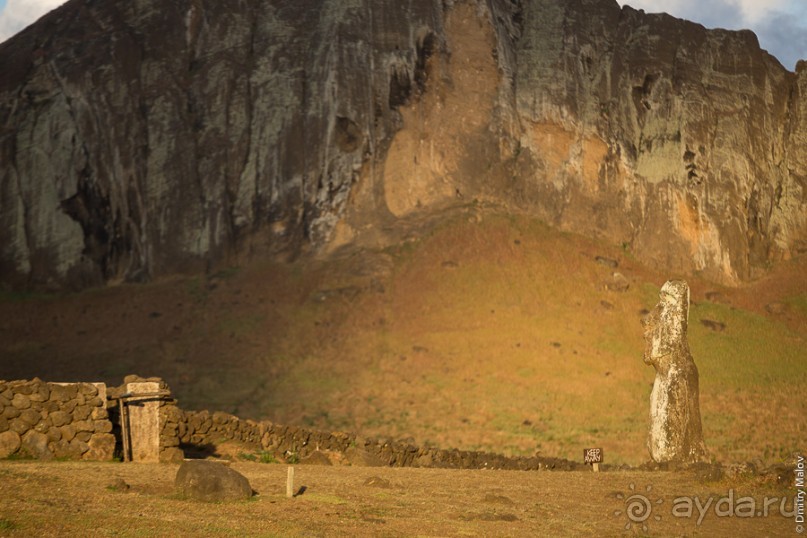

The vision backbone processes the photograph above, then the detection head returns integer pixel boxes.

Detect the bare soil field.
[0,459,799,537]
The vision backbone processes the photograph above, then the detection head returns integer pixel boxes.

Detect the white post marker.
[584,448,603,472]
[287,466,295,498]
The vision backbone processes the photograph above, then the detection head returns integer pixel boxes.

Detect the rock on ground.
[175,460,253,502]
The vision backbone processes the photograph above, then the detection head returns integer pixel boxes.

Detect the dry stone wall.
[0,375,583,470]
[179,409,583,471]
[0,378,114,460]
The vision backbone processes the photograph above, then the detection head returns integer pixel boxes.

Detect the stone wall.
[0,376,582,470]
[0,378,114,460]
[179,409,582,471]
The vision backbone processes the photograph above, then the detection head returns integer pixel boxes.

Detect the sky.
[616,0,807,70]
[0,0,805,69]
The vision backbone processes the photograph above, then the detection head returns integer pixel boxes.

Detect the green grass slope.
[1,208,804,466]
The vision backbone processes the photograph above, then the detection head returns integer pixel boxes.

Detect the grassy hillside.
[1,207,804,466]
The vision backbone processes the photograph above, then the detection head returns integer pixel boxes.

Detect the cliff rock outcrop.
[1,0,805,289]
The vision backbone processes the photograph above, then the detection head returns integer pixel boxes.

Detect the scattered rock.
[441,260,459,269]
[363,476,391,488]
[604,272,630,292]
[766,302,787,315]
[595,256,619,268]
[600,300,614,310]
[700,319,726,332]
[0,430,21,458]
[175,460,253,502]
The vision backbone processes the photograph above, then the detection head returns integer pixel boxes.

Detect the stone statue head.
[641,280,690,363]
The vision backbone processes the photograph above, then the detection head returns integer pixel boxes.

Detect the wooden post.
[118,398,130,462]
[286,466,295,498]
[593,462,600,473]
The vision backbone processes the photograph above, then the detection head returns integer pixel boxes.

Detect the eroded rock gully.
[1,0,805,289]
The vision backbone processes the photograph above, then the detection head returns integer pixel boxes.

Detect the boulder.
[0,430,21,458]
[49,384,78,402]
[60,424,76,442]
[83,433,116,461]
[69,439,90,457]
[175,460,253,502]
[11,393,31,410]
[49,410,71,428]
[605,272,630,292]
[21,431,52,460]
[18,408,42,427]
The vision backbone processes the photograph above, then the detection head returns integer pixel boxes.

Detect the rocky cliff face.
[1,0,805,289]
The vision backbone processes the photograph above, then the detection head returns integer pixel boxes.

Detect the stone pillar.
[125,381,161,462]
[641,280,708,463]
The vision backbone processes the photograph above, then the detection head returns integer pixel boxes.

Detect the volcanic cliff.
[1,0,805,289]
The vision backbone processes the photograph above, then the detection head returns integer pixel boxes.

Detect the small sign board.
[584,448,603,472]
[583,448,603,464]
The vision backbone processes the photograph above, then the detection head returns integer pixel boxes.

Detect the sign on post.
[584,447,603,472]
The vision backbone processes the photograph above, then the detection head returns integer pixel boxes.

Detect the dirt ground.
[0,459,800,537]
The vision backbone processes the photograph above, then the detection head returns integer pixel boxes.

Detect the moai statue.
[641,280,708,463]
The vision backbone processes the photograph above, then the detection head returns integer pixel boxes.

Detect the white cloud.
[734,0,786,24]
[0,0,66,43]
